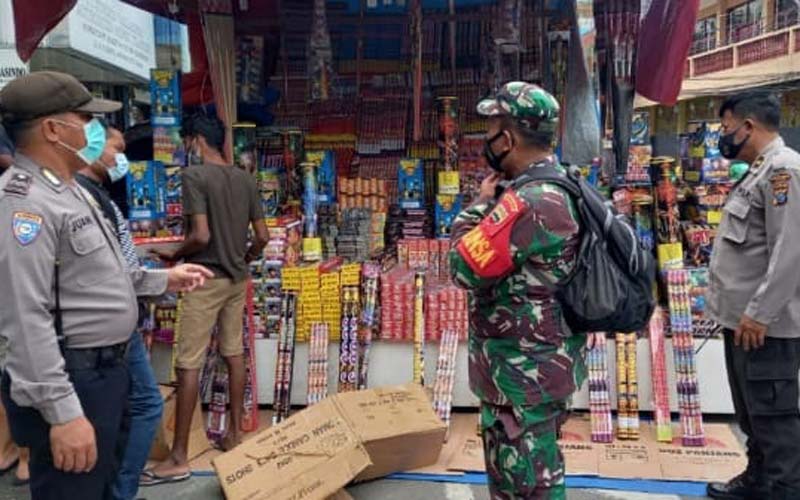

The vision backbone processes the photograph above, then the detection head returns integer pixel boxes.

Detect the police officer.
[449,82,586,500]
[0,71,212,500]
[707,92,800,500]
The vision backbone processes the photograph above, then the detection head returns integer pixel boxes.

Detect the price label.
[657,242,684,270]
[438,171,460,195]
[707,210,723,225]
[303,238,323,262]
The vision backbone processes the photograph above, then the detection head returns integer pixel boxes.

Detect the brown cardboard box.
[333,384,447,481]
[150,386,210,461]
[212,398,371,500]
[327,491,354,500]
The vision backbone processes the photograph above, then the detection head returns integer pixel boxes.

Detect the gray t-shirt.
[182,163,262,282]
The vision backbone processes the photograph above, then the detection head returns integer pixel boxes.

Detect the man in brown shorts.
[146,115,268,485]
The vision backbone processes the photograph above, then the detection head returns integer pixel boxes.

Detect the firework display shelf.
[148,336,734,413]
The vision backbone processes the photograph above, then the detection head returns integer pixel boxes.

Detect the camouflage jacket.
[449,164,587,410]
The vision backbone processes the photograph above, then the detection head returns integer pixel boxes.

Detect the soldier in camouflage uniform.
[449,82,587,500]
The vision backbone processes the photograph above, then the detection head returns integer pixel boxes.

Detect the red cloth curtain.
[12,0,77,61]
[635,0,701,105]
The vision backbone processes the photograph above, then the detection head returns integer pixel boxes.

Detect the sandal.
[139,469,191,487]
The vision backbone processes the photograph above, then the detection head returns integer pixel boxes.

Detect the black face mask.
[483,131,510,172]
[719,124,750,160]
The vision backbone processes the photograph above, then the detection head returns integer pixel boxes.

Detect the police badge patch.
[12,212,43,246]
[769,170,791,206]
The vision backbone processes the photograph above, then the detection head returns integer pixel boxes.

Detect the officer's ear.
[40,117,63,144]
[501,128,516,152]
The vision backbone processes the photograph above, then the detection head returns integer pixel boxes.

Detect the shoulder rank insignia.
[3,172,32,197]
[456,190,529,279]
[12,211,43,246]
[40,168,63,188]
[769,169,791,206]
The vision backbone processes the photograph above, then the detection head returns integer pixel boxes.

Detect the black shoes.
[707,472,770,500]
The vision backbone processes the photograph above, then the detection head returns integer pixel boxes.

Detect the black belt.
[61,341,129,371]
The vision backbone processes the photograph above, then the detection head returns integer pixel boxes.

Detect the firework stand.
[11,1,751,494]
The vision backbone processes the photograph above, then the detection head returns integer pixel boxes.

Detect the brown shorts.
[175,278,247,370]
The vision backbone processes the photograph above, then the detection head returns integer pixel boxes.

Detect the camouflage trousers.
[480,402,569,500]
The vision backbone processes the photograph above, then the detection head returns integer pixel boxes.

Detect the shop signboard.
[63,0,156,80]
[0,49,29,91]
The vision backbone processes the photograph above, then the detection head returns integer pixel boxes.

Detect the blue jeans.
[113,333,163,500]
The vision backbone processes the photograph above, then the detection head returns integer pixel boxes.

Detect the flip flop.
[11,477,28,487]
[139,469,191,487]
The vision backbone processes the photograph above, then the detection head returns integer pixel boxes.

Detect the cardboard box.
[333,384,447,481]
[327,491,353,500]
[150,386,210,461]
[213,398,371,500]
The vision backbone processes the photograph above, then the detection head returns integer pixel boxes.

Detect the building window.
[727,0,763,44]
[692,15,718,54]
[776,0,799,29]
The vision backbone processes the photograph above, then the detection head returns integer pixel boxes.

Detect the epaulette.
[3,171,32,197]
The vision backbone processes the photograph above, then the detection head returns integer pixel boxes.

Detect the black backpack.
[511,165,656,334]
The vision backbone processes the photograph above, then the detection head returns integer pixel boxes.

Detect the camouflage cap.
[477,81,560,133]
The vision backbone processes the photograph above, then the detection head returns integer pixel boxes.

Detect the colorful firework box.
[127,161,167,239]
[435,195,462,240]
[631,112,649,146]
[233,124,257,173]
[398,158,425,209]
[153,127,185,166]
[396,238,451,279]
[626,145,652,184]
[150,69,181,127]
[164,166,183,238]
[265,216,303,267]
[306,150,337,205]
[152,301,178,344]
[379,268,467,343]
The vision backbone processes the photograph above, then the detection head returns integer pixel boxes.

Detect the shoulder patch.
[455,190,529,278]
[769,169,791,206]
[12,211,43,246]
[3,172,32,197]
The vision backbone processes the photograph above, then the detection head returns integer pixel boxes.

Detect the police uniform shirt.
[709,137,800,338]
[0,155,168,425]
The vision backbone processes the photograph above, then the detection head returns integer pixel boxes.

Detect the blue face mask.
[56,118,107,165]
[107,153,130,183]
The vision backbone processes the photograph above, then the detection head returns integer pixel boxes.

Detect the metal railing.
[686,22,799,79]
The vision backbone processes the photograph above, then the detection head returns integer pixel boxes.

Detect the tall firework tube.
[648,308,672,442]
[347,287,360,390]
[282,130,304,210]
[338,287,360,393]
[667,269,706,446]
[412,271,426,385]
[616,332,629,439]
[626,332,640,439]
[433,328,459,439]
[357,263,380,390]
[241,279,259,432]
[588,332,613,443]
[273,292,298,424]
[307,322,329,405]
[301,161,319,238]
[170,294,185,383]
[437,96,460,172]
[411,0,422,142]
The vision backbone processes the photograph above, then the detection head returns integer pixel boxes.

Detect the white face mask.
[106,153,130,183]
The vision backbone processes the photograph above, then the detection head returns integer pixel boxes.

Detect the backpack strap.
[511,164,582,198]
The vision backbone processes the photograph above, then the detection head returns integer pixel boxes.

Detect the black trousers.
[723,331,800,496]
[1,358,130,500]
